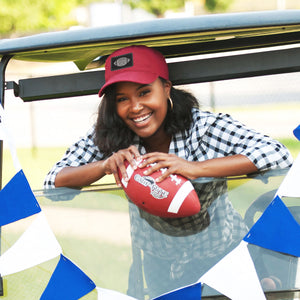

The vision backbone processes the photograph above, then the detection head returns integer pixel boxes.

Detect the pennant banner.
[199,241,266,300]
[277,153,300,198]
[0,170,41,227]
[0,212,62,276]
[244,196,300,257]
[152,282,202,300]
[0,105,21,171]
[97,287,138,300]
[293,124,300,141]
[40,254,96,300]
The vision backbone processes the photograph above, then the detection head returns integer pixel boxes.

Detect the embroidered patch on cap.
[111,53,133,71]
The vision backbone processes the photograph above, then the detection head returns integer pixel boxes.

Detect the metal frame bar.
[8,46,300,102]
[0,55,12,187]
[0,54,12,297]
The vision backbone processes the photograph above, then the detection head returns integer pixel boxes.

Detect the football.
[118,160,201,218]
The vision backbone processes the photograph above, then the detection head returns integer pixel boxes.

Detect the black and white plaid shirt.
[44,108,292,188]
[44,108,293,280]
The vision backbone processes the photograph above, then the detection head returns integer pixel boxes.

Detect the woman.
[44,45,293,297]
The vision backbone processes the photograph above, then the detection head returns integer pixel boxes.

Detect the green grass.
[2,147,116,190]
[37,188,129,211]
[226,137,300,217]
[1,236,131,299]
[3,147,68,189]
[2,137,299,190]
[2,139,298,216]
[59,236,132,294]
[278,138,300,159]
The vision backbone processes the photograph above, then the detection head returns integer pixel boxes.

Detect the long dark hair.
[94,79,199,157]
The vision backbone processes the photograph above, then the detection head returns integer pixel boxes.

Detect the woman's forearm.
[139,153,259,182]
[54,161,106,188]
[191,154,258,179]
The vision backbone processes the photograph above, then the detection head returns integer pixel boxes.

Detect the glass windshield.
[2,168,299,299]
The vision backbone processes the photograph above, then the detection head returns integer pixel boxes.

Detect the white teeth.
[133,113,152,123]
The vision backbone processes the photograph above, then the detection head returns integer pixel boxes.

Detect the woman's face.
[115,78,171,139]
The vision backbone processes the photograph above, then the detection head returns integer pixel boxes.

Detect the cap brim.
[98,71,158,97]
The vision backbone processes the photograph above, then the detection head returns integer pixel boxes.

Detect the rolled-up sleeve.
[44,127,103,188]
[208,113,293,171]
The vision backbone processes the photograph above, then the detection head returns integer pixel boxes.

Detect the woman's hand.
[102,145,141,186]
[138,152,259,182]
[138,152,194,182]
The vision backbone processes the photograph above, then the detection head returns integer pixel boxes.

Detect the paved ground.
[3,60,300,148]
[4,94,299,149]
[4,206,131,246]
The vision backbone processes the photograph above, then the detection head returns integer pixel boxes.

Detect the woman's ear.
[164,80,172,98]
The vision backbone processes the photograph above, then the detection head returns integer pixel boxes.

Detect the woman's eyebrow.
[116,83,152,96]
[137,83,151,90]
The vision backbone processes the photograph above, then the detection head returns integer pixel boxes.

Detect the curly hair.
[94,78,199,157]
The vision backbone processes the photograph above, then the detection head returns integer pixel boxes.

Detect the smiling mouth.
[132,112,153,123]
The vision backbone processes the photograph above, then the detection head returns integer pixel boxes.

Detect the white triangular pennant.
[199,241,266,300]
[0,212,62,276]
[96,287,138,300]
[277,153,300,198]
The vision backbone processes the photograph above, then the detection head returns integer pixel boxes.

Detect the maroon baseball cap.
[98,45,169,96]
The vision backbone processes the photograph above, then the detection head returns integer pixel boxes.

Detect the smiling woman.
[43,44,293,298]
[115,80,170,146]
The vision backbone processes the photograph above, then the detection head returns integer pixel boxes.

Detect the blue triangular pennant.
[152,282,202,300]
[294,125,300,141]
[40,254,96,300]
[0,170,41,226]
[244,195,300,257]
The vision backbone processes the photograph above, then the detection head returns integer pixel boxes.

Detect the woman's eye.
[116,97,127,103]
[139,90,150,97]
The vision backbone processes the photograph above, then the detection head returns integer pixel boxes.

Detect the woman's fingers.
[108,146,141,186]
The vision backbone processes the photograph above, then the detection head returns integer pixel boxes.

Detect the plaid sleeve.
[203,113,293,171]
[44,127,103,188]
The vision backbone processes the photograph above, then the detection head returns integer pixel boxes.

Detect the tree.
[204,0,234,12]
[125,0,234,17]
[125,0,185,17]
[0,0,94,37]
[0,0,234,38]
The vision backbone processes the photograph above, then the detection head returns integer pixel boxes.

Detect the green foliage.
[0,0,235,37]
[125,0,185,17]
[0,0,89,37]
[126,0,234,16]
[204,0,234,12]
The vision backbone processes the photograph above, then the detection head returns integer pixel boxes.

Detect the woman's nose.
[131,99,143,112]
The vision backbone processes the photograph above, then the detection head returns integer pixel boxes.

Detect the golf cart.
[0,9,300,299]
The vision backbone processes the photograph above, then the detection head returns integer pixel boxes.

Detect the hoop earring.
[168,98,173,111]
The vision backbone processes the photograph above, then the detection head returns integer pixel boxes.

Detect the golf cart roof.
[2,10,300,101]
[1,10,300,70]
